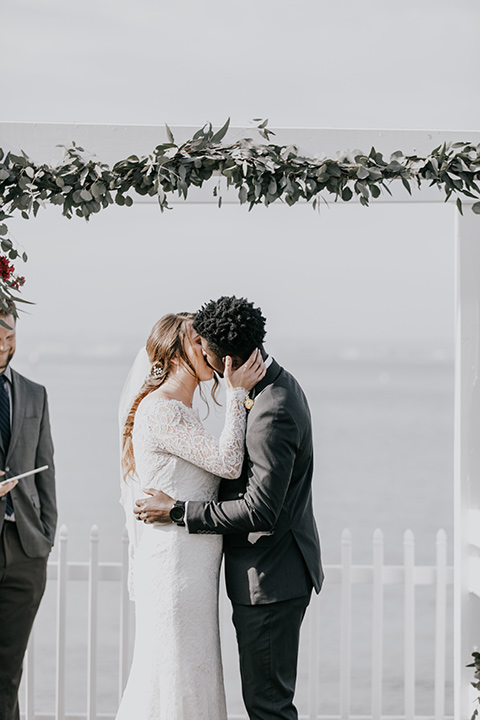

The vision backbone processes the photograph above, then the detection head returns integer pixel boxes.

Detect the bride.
[117,311,265,720]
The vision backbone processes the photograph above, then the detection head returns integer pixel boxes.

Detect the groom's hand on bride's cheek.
[134,488,175,524]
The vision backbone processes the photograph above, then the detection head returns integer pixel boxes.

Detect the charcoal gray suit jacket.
[187,359,323,605]
[0,368,57,557]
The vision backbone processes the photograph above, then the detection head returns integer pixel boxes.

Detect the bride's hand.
[224,349,266,391]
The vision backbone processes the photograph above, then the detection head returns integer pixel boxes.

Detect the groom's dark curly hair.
[193,296,266,362]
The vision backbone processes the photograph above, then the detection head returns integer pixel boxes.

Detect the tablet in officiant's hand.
[0,465,49,487]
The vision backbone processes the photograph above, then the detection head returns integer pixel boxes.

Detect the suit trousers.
[232,594,311,720]
[0,522,48,720]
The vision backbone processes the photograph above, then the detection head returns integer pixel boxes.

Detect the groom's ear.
[229,355,244,370]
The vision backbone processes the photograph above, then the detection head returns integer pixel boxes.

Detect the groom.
[135,296,323,720]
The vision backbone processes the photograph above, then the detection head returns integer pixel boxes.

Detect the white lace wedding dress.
[116,387,247,720]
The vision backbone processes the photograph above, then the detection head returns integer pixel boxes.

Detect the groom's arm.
[189,398,300,533]
[186,400,300,534]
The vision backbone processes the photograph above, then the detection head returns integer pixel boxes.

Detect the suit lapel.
[250,359,282,401]
[7,370,26,463]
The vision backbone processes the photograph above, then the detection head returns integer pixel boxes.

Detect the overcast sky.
[2,0,479,356]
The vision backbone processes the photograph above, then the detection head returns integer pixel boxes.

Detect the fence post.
[404,529,415,720]
[340,529,352,720]
[87,525,99,720]
[119,526,130,702]
[371,529,384,720]
[435,529,447,720]
[55,525,68,720]
[307,594,320,720]
[24,629,35,720]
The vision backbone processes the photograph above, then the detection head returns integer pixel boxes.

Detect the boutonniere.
[244,393,254,410]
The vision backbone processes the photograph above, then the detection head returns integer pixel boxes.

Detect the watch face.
[170,505,185,522]
[244,395,255,410]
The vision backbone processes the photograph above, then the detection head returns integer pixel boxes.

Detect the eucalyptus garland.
[1,118,480,315]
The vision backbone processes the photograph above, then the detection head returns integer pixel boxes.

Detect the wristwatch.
[169,500,186,526]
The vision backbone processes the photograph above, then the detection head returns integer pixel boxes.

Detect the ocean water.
[15,348,454,716]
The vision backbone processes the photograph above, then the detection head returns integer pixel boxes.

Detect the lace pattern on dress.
[119,387,247,599]
[139,387,247,479]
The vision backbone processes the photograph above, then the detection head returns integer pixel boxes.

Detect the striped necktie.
[0,374,13,516]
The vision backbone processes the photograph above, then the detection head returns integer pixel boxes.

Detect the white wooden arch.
[1,122,479,719]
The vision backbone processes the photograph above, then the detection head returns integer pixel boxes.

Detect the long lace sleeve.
[142,388,248,479]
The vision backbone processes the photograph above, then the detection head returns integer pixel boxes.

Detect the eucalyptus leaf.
[211,118,230,145]
[356,166,369,180]
[91,182,106,198]
[401,177,412,195]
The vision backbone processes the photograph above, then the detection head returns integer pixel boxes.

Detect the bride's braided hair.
[122,312,209,481]
[193,296,266,362]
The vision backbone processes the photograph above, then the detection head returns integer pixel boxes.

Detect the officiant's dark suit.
[0,313,57,720]
[187,357,323,720]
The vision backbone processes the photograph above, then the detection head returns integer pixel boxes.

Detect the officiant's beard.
[0,349,14,371]
[0,316,16,371]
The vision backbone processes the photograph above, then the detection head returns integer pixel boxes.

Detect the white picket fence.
[20,526,454,720]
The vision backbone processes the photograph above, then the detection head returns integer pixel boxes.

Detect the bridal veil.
[118,346,150,599]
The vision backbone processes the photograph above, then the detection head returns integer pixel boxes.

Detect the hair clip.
[151,362,164,379]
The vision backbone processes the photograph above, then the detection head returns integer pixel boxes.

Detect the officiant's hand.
[0,471,18,497]
[134,488,174,524]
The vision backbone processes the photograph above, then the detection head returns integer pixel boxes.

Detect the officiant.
[0,304,57,720]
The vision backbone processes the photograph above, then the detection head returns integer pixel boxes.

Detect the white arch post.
[455,207,480,720]
[1,122,480,718]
